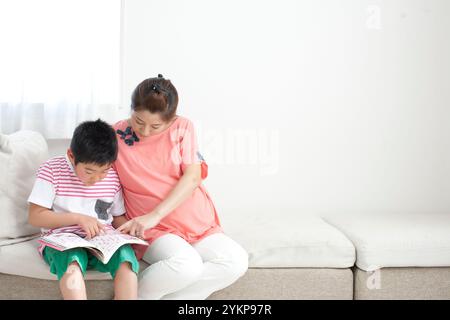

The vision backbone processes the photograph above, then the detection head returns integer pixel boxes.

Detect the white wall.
[116,0,450,218]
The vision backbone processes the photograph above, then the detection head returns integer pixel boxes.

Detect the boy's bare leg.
[114,262,138,300]
[59,262,87,300]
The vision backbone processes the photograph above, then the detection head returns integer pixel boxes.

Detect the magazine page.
[38,232,93,251]
[38,225,148,264]
[88,228,148,263]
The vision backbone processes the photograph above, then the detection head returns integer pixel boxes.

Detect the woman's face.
[130,110,172,137]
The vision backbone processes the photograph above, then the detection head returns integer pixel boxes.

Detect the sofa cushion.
[221,213,355,268]
[0,214,356,281]
[0,130,47,239]
[0,239,112,280]
[324,214,450,271]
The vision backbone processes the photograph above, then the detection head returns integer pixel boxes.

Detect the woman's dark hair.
[130,74,179,122]
[70,119,118,165]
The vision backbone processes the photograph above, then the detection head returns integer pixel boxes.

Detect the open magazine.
[38,225,148,264]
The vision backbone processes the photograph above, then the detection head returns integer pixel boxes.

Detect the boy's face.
[67,149,112,186]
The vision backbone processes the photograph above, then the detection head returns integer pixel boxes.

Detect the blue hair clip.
[116,126,139,146]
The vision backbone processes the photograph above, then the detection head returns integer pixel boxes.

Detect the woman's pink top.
[113,116,222,259]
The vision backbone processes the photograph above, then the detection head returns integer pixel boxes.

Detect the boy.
[28,119,139,300]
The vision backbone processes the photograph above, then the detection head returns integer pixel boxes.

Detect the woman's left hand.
[117,212,160,238]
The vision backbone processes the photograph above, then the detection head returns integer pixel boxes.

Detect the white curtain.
[0,0,122,138]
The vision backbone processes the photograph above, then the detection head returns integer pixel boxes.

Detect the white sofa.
[1,130,450,299]
[3,210,450,300]
[325,214,450,299]
[0,214,356,299]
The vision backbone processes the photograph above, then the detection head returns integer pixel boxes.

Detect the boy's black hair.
[70,119,118,165]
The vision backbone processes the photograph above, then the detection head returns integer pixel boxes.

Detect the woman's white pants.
[138,232,249,300]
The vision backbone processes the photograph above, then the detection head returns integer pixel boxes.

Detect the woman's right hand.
[75,214,105,239]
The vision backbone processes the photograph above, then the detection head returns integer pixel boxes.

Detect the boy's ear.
[67,148,75,162]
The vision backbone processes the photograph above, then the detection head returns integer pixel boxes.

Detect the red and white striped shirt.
[28,155,126,255]
[28,155,126,230]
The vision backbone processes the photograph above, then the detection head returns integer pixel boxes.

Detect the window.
[0,0,121,138]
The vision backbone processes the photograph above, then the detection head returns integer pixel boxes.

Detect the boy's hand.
[75,214,105,240]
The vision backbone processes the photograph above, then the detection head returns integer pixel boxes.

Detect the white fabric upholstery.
[0,131,47,239]
[0,239,111,280]
[0,214,356,281]
[221,213,355,268]
[325,214,450,271]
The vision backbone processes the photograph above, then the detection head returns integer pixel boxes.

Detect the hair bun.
[158,74,164,78]
[151,84,160,93]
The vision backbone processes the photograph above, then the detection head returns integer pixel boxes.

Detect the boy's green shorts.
[43,244,139,280]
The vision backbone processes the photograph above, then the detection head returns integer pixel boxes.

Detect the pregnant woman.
[112,74,248,299]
